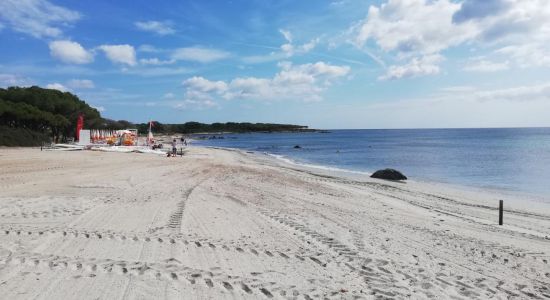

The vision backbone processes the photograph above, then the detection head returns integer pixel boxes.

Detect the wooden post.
[499,200,503,225]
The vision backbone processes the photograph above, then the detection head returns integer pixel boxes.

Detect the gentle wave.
[265,153,373,176]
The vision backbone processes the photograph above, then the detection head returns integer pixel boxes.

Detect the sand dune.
[0,147,549,299]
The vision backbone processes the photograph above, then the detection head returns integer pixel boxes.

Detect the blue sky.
[1,0,550,129]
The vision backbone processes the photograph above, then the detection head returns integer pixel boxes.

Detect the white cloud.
[348,0,550,77]
[243,30,319,64]
[0,0,80,38]
[179,77,228,109]
[163,92,175,99]
[135,20,175,35]
[352,0,476,56]
[458,0,550,68]
[49,40,93,64]
[183,76,228,94]
[301,39,319,53]
[67,79,94,89]
[181,61,350,107]
[463,58,509,72]
[379,54,443,80]
[279,29,293,43]
[46,82,69,92]
[0,73,32,87]
[279,29,319,57]
[452,0,509,24]
[139,58,175,65]
[98,44,137,66]
[172,47,230,63]
[496,44,550,68]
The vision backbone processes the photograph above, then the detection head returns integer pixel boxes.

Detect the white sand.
[0,147,549,299]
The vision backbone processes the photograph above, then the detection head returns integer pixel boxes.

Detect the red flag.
[76,114,84,141]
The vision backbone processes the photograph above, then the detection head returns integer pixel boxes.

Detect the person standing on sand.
[171,139,177,156]
[182,136,188,146]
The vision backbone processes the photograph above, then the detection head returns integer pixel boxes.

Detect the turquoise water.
[194,128,550,198]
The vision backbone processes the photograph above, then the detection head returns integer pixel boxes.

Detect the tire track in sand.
[0,250,331,299]
[0,225,308,265]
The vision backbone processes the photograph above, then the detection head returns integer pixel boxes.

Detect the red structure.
[76,114,84,141]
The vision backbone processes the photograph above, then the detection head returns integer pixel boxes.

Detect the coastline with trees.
[0,86,312,146]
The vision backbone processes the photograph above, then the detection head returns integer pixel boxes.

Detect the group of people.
[167,137,187,157]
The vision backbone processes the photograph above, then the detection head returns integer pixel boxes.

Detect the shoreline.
[198,145,550,207]
[191,127,550,200]
[0,147,549,299]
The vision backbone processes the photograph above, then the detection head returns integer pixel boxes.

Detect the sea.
[193,128,550,200]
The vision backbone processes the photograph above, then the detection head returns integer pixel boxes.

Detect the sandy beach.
[0,147,549,299]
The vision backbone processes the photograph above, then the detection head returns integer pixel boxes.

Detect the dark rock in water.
[293,145,301,149]
[370,169,407,181]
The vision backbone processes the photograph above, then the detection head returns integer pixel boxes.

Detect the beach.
[0,147,549,299]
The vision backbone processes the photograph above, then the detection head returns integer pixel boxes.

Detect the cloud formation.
[49,40,94,64]
[180,61,350,108]
[452,0,509,23]
[380,55,443,80]
[139,58,175,65]
[135,20,175,35]
[183,76,228,94]
[98,44,137,66]
[350,0,550,78]
[352,0,475,55]
[497,44,550,68]
[280,29,319,57]
[46,82,69,92]
[0,0,80,38]
[242,30,320,64]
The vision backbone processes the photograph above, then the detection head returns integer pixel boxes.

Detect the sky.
[1,0,550,129]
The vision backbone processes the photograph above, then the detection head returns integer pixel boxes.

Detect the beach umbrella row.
[90,130,118,142]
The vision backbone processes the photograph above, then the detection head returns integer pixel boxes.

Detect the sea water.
[194,128,550,198]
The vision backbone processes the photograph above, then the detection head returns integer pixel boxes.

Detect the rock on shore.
[371,168,407,180]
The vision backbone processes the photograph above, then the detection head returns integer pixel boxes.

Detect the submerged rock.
[370,169,407,181]
[293,145,301,149]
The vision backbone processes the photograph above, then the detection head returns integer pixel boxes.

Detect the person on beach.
[177,136,187,156]
[171,139,177,156]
